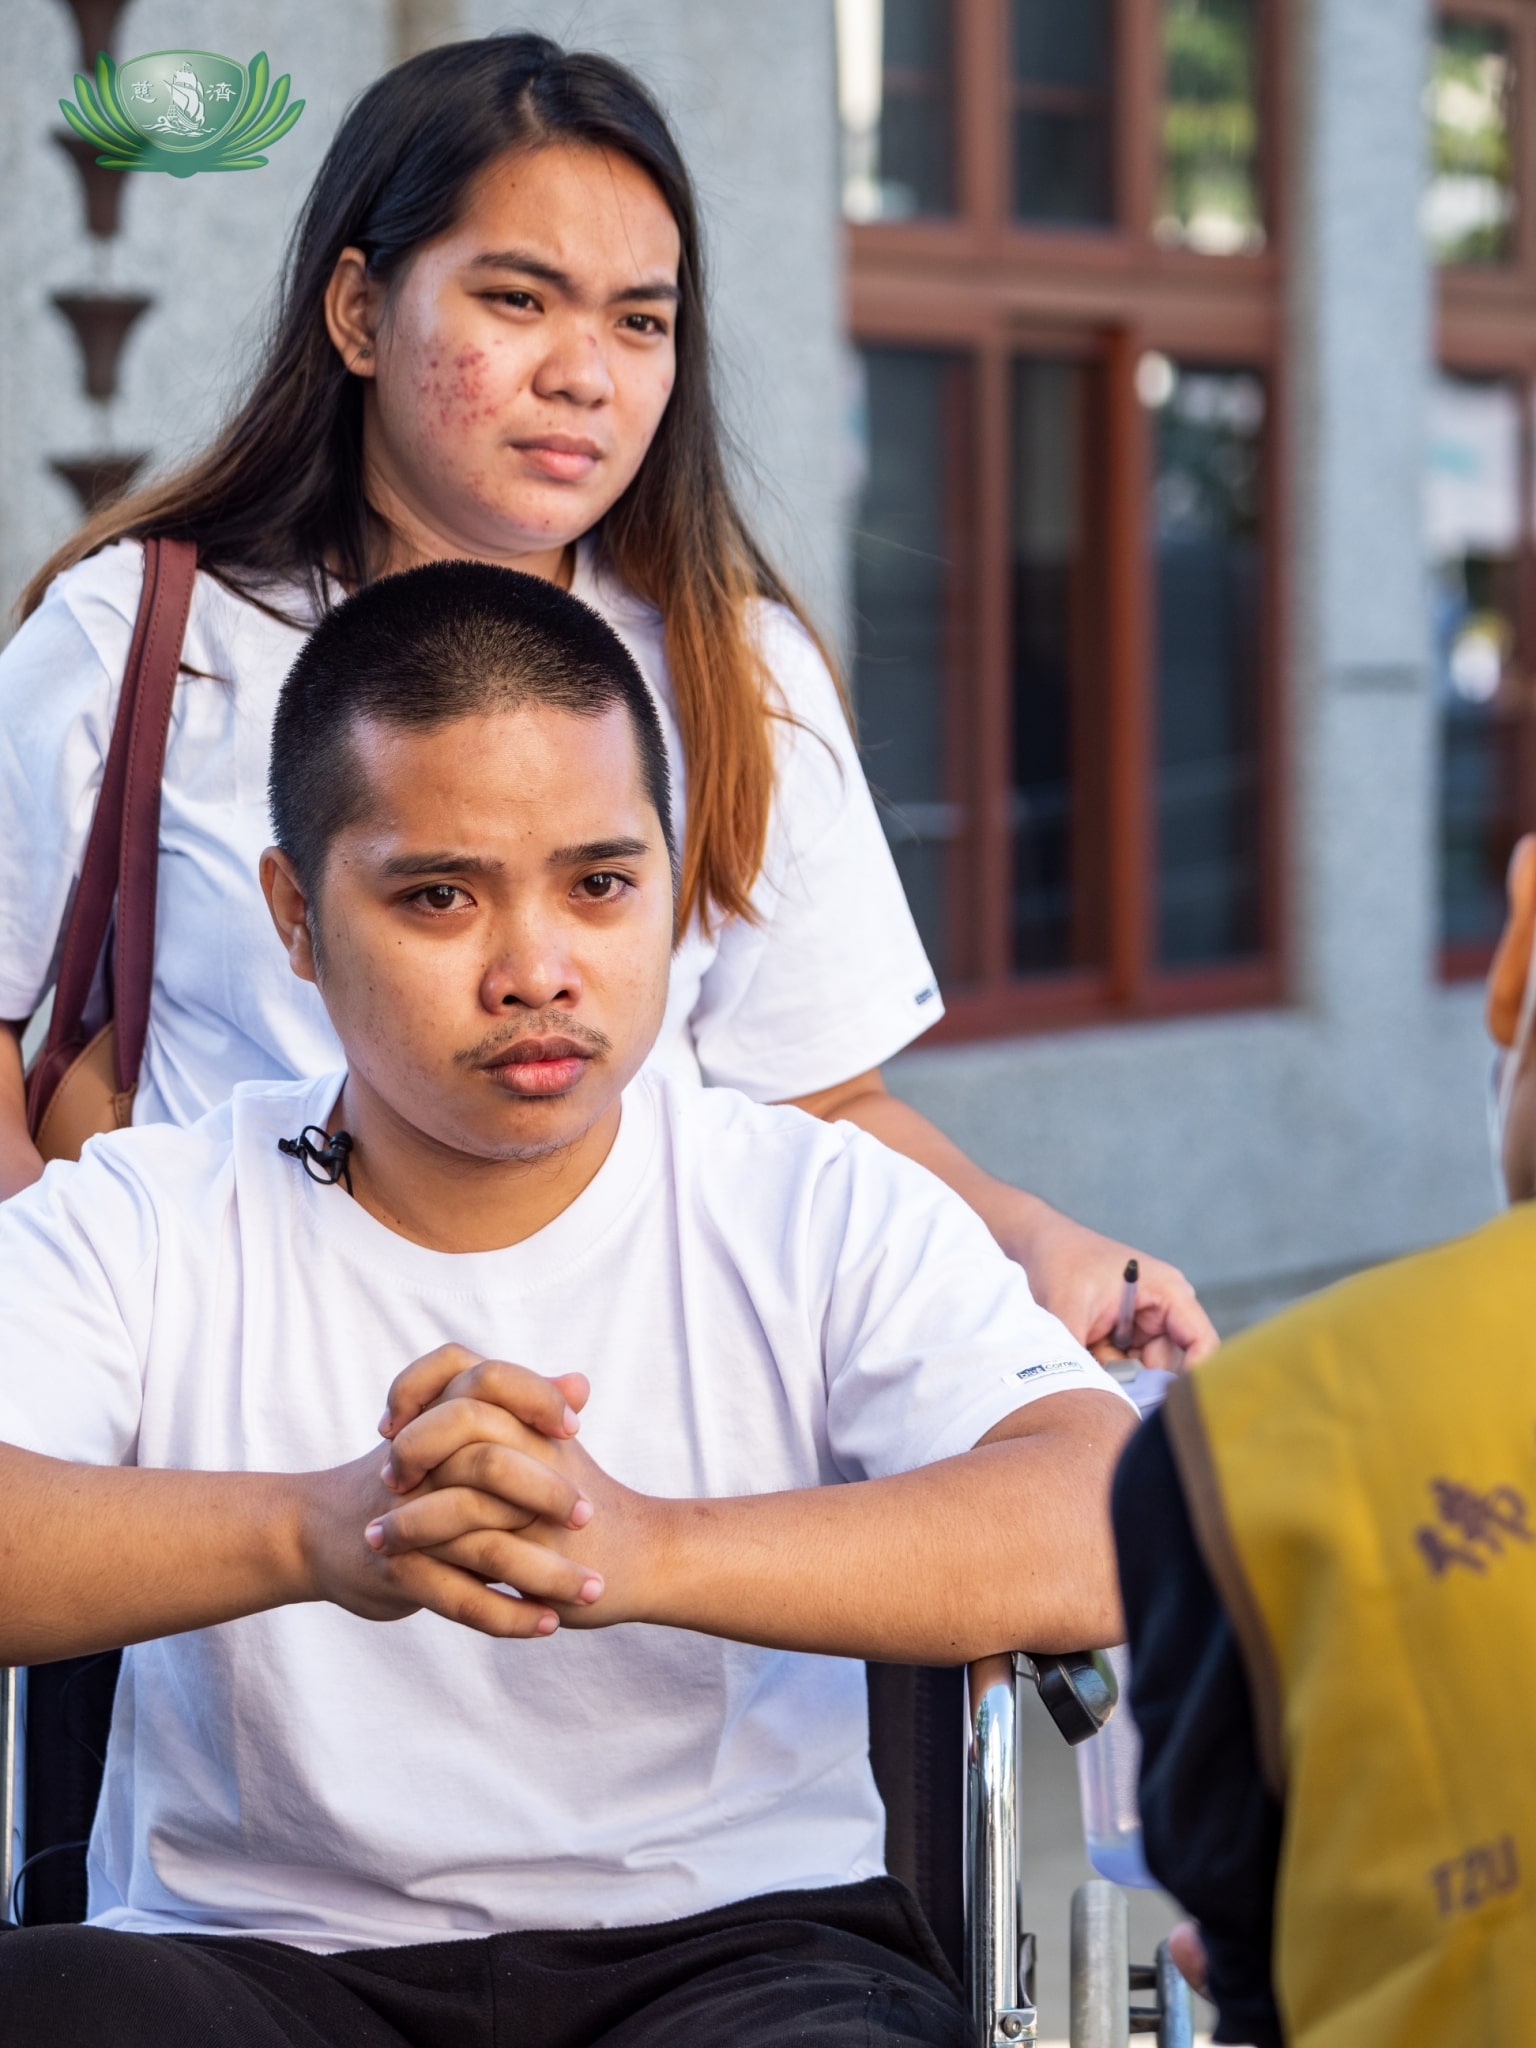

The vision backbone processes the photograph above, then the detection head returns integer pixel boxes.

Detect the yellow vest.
[1163,1206,1536,2046]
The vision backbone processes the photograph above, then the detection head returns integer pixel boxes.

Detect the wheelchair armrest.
[1016,1649,1117,1746]
[966,1654,1032,2043]
[0,1667,17,1919]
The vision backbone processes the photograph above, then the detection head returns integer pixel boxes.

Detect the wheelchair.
[0,1649,1191,2047]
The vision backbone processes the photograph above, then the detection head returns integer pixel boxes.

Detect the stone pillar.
[1286,0,1436,1027]
[394,0,461,62]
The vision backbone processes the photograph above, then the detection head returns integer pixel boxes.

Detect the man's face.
[264,701,673,1165]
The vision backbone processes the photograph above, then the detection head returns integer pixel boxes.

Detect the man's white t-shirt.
[0,541,941,1120]
[0,1071,1125,1953]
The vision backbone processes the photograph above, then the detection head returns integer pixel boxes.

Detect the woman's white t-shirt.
[0,540,942,1123]
[0,1069,1123,1948]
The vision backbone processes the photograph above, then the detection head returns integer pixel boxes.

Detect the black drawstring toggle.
[278,1125,355,1193]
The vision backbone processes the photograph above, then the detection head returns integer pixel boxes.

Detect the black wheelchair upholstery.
[867,1661,966,1978]
[17,1651,120,1927]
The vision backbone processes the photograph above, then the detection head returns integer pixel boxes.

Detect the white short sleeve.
[0,553,135,1020]
[814,1129,1135,1481]
[0,1141,157,1466]
[687,608,943,1101]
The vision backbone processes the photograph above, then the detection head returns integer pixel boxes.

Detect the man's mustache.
[455,1015,614,1068]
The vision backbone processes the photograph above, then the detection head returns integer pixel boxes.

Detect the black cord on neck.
[278,1125,354,1194]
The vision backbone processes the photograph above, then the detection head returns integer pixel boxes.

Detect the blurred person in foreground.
[1111,835,1536,2047]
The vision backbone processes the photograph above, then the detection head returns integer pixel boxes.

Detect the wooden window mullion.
[1520,11,1536,292]
[957,0,1007,238]
[1119,0,1159,246]
[1103,325,1153,1003]
[942,358,983,982]
[974,338,1014,987]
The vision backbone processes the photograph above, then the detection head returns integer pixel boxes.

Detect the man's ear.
[260,847,321,987]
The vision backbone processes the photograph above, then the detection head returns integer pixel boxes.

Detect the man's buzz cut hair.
[268,560,676,901]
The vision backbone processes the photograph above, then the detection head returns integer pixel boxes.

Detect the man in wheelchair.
[0,564,1135,2047]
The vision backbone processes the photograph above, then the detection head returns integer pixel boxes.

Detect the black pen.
[1111,1257,1139,1352]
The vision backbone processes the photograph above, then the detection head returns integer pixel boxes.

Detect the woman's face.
[332,142,681,575]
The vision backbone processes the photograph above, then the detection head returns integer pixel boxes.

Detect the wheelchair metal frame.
[966,1652,1035,2044]
[966,1649,1191,2048]
[0,1665,15,1915]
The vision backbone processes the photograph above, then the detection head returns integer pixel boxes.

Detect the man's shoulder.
[644,1074,995,1240]
[59,1074,336,1217]
[651,1073,871,1166]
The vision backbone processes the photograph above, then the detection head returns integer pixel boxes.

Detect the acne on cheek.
[412,344,506,434]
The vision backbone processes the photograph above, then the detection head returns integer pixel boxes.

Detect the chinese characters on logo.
[1415,1477,1533,1578]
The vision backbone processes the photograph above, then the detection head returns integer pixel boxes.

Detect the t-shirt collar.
[258,1070,659,1294]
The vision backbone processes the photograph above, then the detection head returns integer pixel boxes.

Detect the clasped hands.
[300,1344,644,1641]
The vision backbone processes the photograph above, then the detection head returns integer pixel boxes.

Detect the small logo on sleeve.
[1013,1360,1083,1383]
[914,982,939,1007]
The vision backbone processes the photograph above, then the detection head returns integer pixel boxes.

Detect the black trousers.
[0,1877,968,2048]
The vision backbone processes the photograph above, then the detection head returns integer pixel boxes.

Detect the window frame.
[846,0,1287,1041]
[1432,0,1532,298]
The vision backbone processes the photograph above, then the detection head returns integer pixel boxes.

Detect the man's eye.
[620,313,667,336]
[579,872,627,900]
[413,884,469,912]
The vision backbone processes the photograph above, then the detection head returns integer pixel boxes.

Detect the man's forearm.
[627,1394,1133,1663]
[0,1444,309,1664]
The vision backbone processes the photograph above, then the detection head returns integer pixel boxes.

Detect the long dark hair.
[22,34,816,931]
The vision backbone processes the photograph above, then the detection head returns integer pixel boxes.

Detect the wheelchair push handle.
[1016,1648,1118,1746]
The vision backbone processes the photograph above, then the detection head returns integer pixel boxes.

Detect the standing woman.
[0,34,1213,1366]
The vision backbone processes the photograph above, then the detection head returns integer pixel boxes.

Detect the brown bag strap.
[28,537,198,1119]
[111,538,198,1090]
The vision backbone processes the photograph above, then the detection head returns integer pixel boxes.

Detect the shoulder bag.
[24,536,199,1162]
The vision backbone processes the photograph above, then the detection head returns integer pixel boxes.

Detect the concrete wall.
[888,0,1495,1330]
[0,0,395,624]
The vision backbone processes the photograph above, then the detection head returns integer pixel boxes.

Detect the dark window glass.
[852,349,971,979]
[1158,0,1265,254]
[1427,17,1516,268]
[1428,374,1524,948]
[1010,0,1115,226]
[839,0,955,222]
[1011,358,1109,974]
[1150,360,1267,967]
